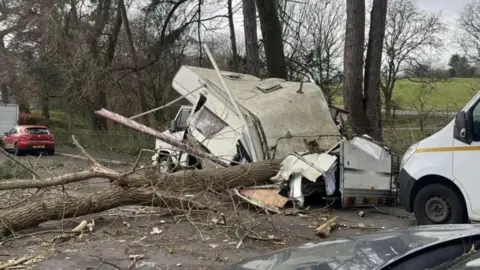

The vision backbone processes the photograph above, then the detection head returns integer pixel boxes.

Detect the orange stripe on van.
[416,146,480,153]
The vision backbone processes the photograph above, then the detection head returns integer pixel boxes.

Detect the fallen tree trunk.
[0,160,282,237]
[0,186,206,238]
[0,160,282,192]
[129,159,282,192]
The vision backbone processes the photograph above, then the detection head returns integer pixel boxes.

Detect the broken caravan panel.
[151,105,193,170]
[243,135,401,212]
[171,65,342,165]
[172,67,265,165]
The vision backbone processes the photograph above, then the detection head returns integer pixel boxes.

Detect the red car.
[1,125,55,156]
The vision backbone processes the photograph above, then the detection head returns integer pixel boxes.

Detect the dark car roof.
[225,224,480,270]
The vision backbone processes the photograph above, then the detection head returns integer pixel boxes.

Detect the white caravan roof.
[172,66,341,158]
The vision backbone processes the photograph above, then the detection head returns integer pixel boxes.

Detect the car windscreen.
[25,128,49,134]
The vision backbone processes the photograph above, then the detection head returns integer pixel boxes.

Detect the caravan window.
[189,106,227,138]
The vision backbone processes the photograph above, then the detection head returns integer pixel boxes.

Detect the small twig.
[0,256,33,269]
[71,135,117,174]
[371,205,410,219]
[89,255,121,270]
[71,135,101,167]
[0,230,80,245]
[246,234,281,242]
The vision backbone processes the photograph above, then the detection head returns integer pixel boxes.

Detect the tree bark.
[0,186,206,237]
[41,93,50,125]
[0,83,8,103]
[256,0,287,79]
[18,100,31,114]
[228,0,239,72]
[0,159,281,237]
[343,0,367,135]
[0,159,281,192]
[364,0,387,141]
[242,0,260,76]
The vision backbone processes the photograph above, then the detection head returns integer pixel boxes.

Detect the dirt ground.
[0,148,415,270]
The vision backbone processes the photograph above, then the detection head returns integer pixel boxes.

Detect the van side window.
[472,103,480,139]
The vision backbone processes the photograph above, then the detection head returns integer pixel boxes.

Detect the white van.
[399,91,480,225]
[0,104,19,135]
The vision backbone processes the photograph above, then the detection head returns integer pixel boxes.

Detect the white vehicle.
[152,105,193,172]
[147,65,400,209]
[151,65,342,171]
[0,103,19,135]
[399,90,480,225]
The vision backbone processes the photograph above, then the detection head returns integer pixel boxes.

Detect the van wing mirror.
[454,111,472,144]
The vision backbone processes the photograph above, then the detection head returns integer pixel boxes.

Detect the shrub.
[0,160,31,179]
[18,113,47,126]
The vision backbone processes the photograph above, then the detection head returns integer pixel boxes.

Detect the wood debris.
[314,216,338,238]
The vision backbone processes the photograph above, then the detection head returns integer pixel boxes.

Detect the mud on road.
[0,148,415,270]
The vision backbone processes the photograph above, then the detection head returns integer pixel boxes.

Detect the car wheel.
[413,184,467,225]
[0,140,4,149]
[157,155,174,173]
[48,149,55,156]
[13,143,24,156]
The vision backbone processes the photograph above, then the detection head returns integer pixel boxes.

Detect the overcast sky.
[417,0,469,65]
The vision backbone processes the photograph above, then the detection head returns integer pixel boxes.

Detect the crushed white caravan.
[151,65,342,171]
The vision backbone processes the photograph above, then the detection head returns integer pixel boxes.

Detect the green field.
[335,77,480,111]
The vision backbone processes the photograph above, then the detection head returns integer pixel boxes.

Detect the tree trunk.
[384,92,393,118]
[0,83,8,103]
[256,0,287,79]
[90,89,108,132]
[343,0,367,135]
[18,98,31,114]
[118,0,152,126]
[41,93,50,125]
[228,0,239,72]
[0,186,204,237]
[85,0,115,132]
[242,0,260,76]
[0,159,281,237]
[363,0,387,141]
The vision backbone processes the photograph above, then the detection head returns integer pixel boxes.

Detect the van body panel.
[400,92,480,223]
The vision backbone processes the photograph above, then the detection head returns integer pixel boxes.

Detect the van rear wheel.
[413,184,467,225]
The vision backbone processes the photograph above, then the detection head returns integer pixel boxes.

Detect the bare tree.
[458,1,480,65]
[283,0,345,104]
[242,0,260,75]
[256,0,287,79]
[382,0,445,117]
